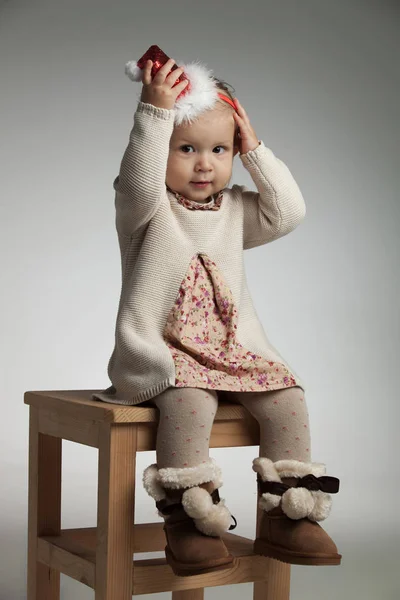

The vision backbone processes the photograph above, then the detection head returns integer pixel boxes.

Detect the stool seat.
[25,389,291,599]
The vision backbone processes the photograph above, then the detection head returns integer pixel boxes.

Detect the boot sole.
[254,539,342,566]
[165,545,236,577]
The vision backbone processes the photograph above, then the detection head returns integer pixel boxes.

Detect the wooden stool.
[25,389,291,599]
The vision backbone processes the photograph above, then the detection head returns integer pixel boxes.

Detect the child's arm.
[114,103,175,235]
[239,143,306,249]
[233,99,306,249]
[115,59,188,236]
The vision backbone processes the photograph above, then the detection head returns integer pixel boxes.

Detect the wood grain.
[37,526,269,594]
[172,590,204,600]
[27,407,62,600]
[95,423,137,600]
[253,501,291,599]
[25,391,294,598]
[25,389,258,425]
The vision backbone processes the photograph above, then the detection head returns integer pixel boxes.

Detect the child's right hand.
[140,58,189,110]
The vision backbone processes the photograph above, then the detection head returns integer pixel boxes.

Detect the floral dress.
[163,189,297,393]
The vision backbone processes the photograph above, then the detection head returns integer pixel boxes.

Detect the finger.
[232,121,243,138]
[142,60,153,85]
[233,120,250,139]
[233,101,245,120]
[232,111,244,126]
[153,57,176,82]
[172,78,189,94]
[165,66,185,85]
[234,99,250,122]
[235,98,245,111]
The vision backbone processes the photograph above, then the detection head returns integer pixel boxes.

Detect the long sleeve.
[239,142,306,250]
[114,101,176,236]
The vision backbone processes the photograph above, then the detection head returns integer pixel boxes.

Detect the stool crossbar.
[25,389,291,599]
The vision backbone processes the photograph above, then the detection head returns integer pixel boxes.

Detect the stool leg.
[96,423,137,600]
[254,562,290,600]
[172,591,204,599]
[253,505,291,600]
[27,407,62,600]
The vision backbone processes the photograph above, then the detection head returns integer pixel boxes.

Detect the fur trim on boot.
[142,459,236,576]
[143,458,234,536]
[252,457,341,566]
[253,457,338,521]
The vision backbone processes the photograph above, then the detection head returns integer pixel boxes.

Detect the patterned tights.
[149,386,311,469]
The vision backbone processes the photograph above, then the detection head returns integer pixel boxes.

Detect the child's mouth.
[191,182,211,188]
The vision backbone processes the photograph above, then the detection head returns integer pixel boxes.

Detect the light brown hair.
[213,78,240,148]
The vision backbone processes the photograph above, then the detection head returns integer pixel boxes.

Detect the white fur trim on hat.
[157,458,223,490]
[173,62,219,125]
[125,61,143,82]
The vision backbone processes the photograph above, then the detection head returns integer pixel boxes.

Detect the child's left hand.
[233,99,260,155]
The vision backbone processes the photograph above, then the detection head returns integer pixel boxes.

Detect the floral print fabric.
[167,186,223,211]
[163,253,298,392]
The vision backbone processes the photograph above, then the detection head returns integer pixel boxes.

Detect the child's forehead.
[173,110,235,141]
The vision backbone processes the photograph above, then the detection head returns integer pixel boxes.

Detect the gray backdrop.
[1,0,399,598]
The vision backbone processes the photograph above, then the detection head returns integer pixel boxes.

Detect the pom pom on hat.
[125,61,143,82]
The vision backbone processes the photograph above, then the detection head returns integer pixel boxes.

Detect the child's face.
[166,105,238,203]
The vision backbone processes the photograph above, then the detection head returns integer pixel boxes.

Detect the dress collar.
[167,186,224,211]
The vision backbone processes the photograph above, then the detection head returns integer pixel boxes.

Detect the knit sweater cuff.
[239,140,276,167]
[136,101,176,122]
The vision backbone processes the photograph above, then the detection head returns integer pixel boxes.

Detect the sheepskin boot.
[143,458,237,577]
[252,458,341,566]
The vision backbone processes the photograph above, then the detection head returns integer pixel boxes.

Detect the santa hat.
[124,45,237,125]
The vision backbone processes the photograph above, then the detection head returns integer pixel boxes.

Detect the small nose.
[195,152,212,171]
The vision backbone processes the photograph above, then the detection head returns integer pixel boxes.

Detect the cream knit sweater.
[93,102,306,405]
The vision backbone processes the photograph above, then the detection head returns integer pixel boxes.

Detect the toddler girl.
[94,52,341,577]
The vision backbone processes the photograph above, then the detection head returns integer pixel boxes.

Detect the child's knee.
[153,387,218,419]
